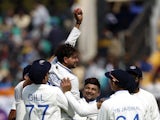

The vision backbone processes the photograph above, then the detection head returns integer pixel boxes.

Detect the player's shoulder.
[45,84,59,89]
[139,88,155,98]
[102,96,114,107]
[139,89,158,103]
[49,63,56,73]
[54,62,77,78]
[23,84,61,94]
[101,99,113,110]
[40,85,63,98]
[42,84,62,92]
[15,80,25,90]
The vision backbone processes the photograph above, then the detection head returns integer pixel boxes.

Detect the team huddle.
[8,8,160,120]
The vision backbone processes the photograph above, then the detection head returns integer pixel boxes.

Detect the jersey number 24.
[116,114,139,120]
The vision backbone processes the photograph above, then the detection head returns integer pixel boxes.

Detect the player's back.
[99,90,146,120]
[133,88,160,120]
[22,84,64,120]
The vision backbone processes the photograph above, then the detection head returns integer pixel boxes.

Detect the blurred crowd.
[0,0,77,88]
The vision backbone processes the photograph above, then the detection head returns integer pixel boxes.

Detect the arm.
[49,8,83,63]
[8,101,16,120]
[8,110,16,120]
[69,76,80,100]
[65,8,83,46]
[56,87,75,117]
[61,79,98,117]
[65,91,98,117]
[74,8,83,29]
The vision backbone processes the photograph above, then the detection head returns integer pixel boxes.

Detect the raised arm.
[74,8,83,29]
[65,8,83,46]
[49,8,83,63]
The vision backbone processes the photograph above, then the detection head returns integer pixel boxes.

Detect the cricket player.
[48,7,83,98]
[8,64,32,120]
[15,65,32,120]
[9,7,82,120]
[61,78,103,120]
[126,65,160,120]
[49,44,80,119]
[48,8,83,119]
[22,59,74,120]
[97,69,146,120]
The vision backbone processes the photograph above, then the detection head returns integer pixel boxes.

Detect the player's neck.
[134,88,139,93]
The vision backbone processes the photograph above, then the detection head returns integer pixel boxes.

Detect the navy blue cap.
[29,59,51,84]
[105,69,136,92]
[126,66,142,78]
[23,65,32,79]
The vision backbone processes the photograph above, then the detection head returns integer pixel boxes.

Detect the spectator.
[31,0,50,29]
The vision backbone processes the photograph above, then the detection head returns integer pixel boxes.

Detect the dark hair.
[84,78,101,90]
[55,44,79,63]
[128,74,140,90]
[105,69,136,93]
[23,65,31,79]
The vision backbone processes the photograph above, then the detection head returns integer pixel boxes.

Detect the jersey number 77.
[26,104,49,120]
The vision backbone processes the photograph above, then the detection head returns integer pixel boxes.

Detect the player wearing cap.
[97,69,146,120]
[8,64,32,120]
[22,59,74,120]
[61,77,103,120]
[126,65,160,120]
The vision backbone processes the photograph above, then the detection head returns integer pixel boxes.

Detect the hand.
[48,55,55,62]
[60,78,71,93]
[74,8,83,25]
[97,98,106,109]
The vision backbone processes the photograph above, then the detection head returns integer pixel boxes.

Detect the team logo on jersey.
[129,66,136,70]
[39,60,45,65]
